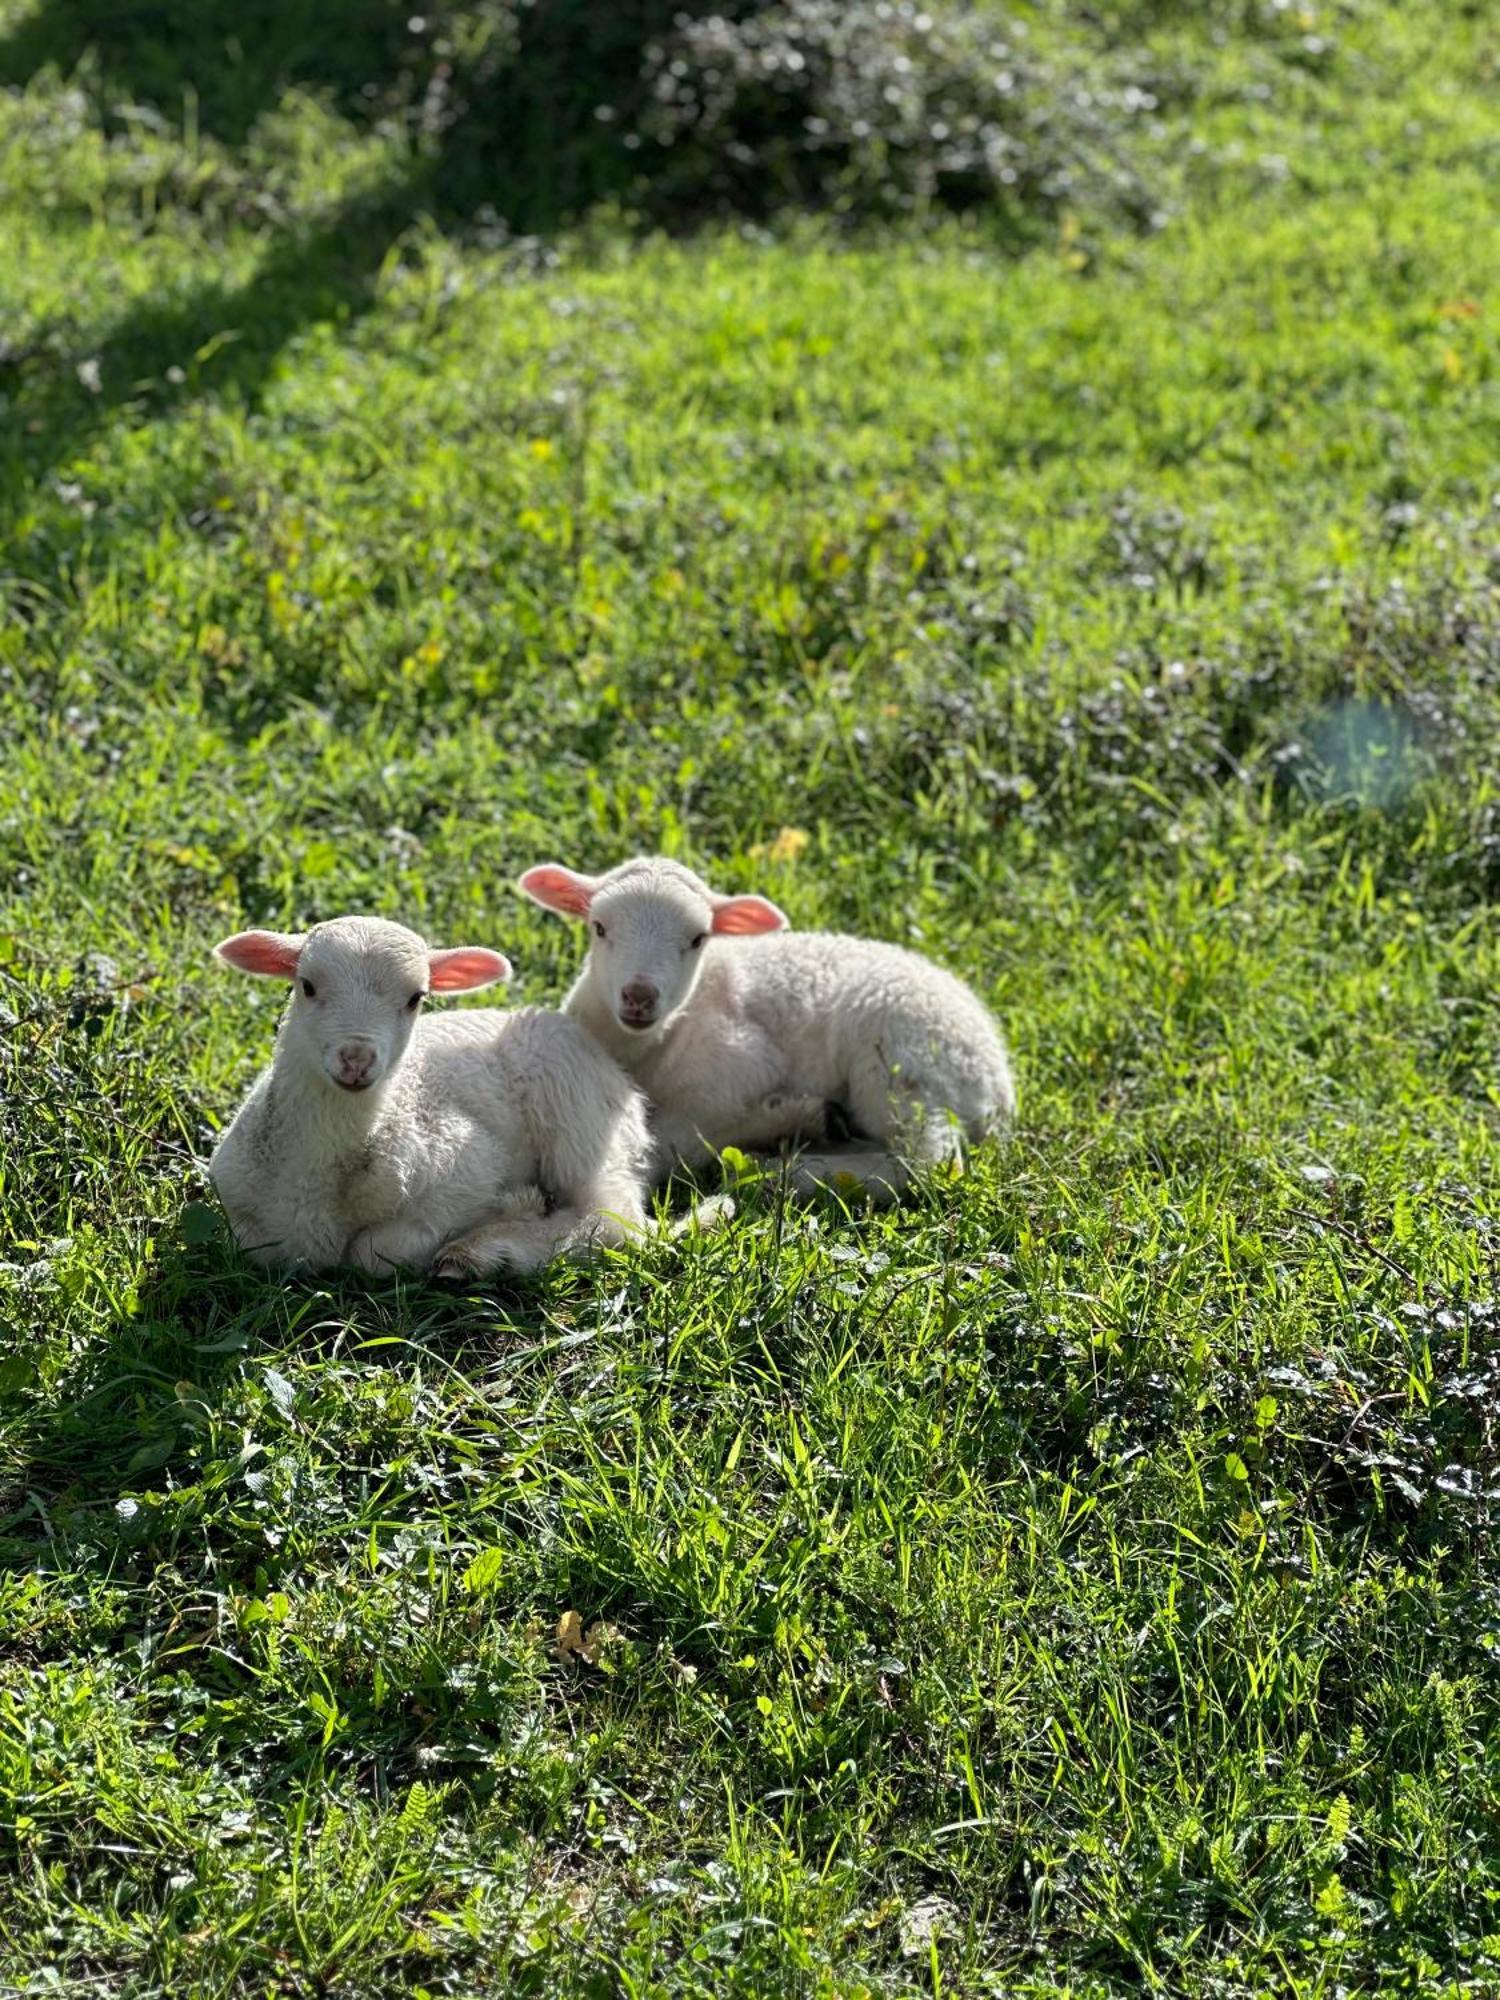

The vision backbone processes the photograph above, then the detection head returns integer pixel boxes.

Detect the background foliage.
[0,0,1498,1993]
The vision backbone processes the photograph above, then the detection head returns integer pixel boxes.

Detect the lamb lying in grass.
[518,856,1015,1197]
[209,915,651,1276]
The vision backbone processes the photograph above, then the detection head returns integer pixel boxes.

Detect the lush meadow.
[0,2,1498,1992]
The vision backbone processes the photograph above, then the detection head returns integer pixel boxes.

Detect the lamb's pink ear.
[517,863,600,919]
[214,930,306,978]
[710,894,788,936]
[427,948,512,992]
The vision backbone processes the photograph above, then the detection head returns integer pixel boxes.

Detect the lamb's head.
[519,856,785,1035]
[214,916,511,1093]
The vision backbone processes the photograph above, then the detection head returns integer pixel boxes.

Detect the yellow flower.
[750,826,811,864]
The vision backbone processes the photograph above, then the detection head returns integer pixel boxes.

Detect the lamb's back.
[728,930,998,1042]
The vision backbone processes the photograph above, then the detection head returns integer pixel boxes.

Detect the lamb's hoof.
[669,1193,735,1239]
[432,1232,502,1280]
[433,1238,483,1281]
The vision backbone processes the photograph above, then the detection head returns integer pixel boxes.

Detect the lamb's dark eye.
[690,932,707,951]
[593,921,606,940]
[406,991,424,1011]
[300,978,316,999]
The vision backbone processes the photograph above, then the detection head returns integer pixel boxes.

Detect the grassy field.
[1,1,1498,1993]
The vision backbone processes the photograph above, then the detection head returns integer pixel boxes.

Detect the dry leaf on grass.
[554,1609,623,1666]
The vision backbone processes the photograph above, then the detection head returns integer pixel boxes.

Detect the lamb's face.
[517,857,788,1031]
[586,875,715,1035]
[215,917,511,1093]
[284,918,432,1092]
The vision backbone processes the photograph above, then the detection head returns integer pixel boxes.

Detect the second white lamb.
[519,856,1015,1197]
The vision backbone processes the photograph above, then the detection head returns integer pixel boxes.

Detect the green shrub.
[629,0,1163,230]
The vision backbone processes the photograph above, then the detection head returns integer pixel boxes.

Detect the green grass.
[1,1,1499,1993]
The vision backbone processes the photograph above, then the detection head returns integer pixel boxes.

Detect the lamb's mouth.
[333,1076,375,1092]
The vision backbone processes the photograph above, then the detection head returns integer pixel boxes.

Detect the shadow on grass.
[3,187,392,518]
[0,0,454,149]
[0,0,701,533]
[0,0,682,209]
[0,1227,569,1582]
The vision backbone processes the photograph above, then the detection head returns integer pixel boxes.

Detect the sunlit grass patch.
[0,2,1497,1992]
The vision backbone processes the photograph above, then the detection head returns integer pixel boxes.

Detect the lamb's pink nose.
[334,1042,376,1087]
[620,981,658,1020]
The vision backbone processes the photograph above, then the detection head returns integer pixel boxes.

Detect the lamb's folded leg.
[432,1177,647,1278]
[791,1111,964,1205]
[345,1216,445,1272]
[787,1148,910,1204]
[433,1179,735,1278]
[432,1210,586,1277]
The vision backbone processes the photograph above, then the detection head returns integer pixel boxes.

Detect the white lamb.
[209,914,651,1276]
[518,857,1015,1197]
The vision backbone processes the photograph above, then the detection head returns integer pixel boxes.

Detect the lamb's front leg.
[344,1215,446,1273]
[433,1178,646,1279]
[735,1089,830,1150]
[788,1148,910,1203]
